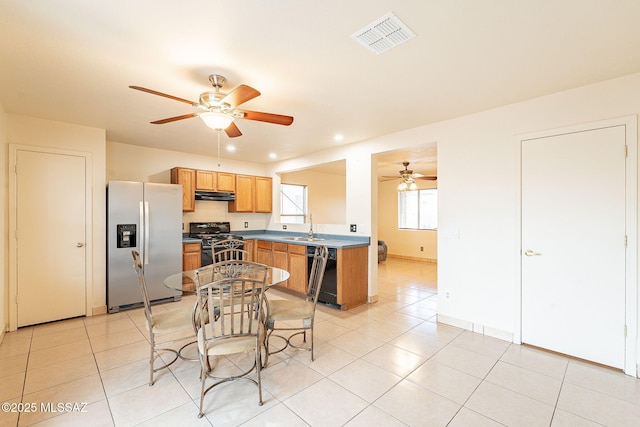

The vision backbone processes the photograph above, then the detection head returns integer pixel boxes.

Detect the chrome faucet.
[307,213,314,239]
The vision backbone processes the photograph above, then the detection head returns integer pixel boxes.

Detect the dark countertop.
[234,230,370,249]
[182,237,202,244]
[183,231,370,249]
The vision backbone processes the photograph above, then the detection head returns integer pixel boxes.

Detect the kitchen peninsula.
[241,231,368,310]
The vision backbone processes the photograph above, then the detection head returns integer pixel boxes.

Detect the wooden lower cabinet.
[257,240,273,265]
[272,242,289,287]
[182,242,201,271]
[287,244,308,293]
[337,246,368,310]
[182,242,201,292]
[255,240,368,309]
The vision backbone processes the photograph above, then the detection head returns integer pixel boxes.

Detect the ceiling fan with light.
[129,74,294,137]
[381,161,437,191]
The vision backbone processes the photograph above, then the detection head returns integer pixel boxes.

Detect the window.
[398,189,437,230]
[280,183,307,223]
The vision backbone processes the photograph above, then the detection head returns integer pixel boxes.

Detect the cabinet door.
[182,242,201,271]
[171,167,196,212]
[195,170,217,190]
[255,176,272,213]
[183,251,201,271]
[256,240,272,265]
[272,242,288,287]
[229,175,255,212]
[288,247,308,294]
[217,172,236,192]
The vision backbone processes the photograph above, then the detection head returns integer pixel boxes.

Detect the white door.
[16,149,87,327]
[521,125,626,369]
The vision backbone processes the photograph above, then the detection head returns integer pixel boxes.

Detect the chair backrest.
[307,245,329,304]
[195,262,268,342]
[211,239,253,263]
[131,250,154,326]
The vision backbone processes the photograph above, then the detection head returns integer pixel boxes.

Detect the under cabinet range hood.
[194,190,235,201]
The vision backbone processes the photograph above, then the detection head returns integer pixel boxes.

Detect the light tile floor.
[1,258,640,426]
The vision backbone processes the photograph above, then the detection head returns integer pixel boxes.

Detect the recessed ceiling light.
[226,145,236,152]
[334,134,344,142]
[269,153,277,159]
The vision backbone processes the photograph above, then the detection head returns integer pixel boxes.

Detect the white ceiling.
[2,1,640,178]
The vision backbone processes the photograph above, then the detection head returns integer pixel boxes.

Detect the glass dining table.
[162,263,290,360]
[163,264,290,293]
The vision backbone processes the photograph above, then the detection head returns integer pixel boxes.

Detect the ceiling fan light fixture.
[200,111,234,130]
[398,175,417,191]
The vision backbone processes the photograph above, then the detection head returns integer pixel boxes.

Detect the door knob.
[524,249,541,256]
[76,243,85,247]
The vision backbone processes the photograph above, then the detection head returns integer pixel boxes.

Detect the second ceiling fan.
[129,74,294,138]
[381,161,437,182]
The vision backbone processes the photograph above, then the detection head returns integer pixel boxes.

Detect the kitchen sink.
[282,236,326,242]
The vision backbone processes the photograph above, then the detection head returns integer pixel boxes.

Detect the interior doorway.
[519,118,637,375]
[9,145,93,329]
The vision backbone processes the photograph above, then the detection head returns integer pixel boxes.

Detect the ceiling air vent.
[351,12,416,55]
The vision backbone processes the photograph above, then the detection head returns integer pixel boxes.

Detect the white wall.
[0,103,7,337]
[279,169,346,224]
[273,72,640,371]
[107,141,273,232]
[378,178,438,261]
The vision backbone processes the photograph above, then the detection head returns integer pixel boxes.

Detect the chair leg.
[198,365,207,418]
[149,333,155,386]
[310,328,314,361]
[256,348,263,406]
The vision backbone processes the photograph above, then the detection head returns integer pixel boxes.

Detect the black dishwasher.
[308,246,338,307]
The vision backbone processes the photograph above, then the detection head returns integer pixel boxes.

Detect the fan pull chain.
[216,131,221,167]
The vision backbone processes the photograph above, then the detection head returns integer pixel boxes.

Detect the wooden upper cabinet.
[171,167,196,212]
[196,170,236,192]
[217,172,236,192]
[228,174,255,212]
[195,170,217,190]
[255,176,272,213]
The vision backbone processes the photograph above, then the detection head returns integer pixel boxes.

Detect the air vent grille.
[351,12,416,55]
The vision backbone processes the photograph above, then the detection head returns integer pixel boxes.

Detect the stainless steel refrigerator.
[107,180,182,313]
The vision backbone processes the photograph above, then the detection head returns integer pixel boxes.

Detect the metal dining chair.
[193,261,269,418]
[264,245,328,363]
[131,250,195,385]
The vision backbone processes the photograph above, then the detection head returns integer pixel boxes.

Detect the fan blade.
[129,86,196,105]
[150,113,197,124]
[221,84,261,108]
[239,110,294,126]
[225,122,242,138]
[415,176,437,181]
[381,175,400,179]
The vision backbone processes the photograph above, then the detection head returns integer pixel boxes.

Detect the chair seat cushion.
[268,300,314,322]
[197,319,265,356]
[148,307,193,334]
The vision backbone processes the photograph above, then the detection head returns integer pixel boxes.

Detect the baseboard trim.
[387,254,437,263]
[437,314,513,342]
[92,306,107,316]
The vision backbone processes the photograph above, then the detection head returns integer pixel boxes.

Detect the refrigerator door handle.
[144,201,150,265]
[139,201,145,265]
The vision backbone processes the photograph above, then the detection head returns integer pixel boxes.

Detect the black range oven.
[188,222,245,266]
